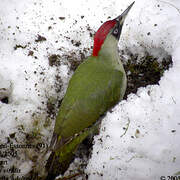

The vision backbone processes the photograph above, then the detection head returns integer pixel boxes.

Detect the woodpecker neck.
[99,35,118,56]
[98,35,124,72]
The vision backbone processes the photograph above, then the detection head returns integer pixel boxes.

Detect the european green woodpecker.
[45,2,134,179]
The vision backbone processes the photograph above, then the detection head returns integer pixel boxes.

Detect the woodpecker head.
[93,2,134,56]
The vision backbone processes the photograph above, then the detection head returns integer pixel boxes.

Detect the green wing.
[54,56,125,139]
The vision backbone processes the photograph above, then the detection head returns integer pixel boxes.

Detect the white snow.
[0,0,180,179]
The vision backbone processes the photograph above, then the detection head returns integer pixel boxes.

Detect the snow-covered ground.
[0,0,180,179]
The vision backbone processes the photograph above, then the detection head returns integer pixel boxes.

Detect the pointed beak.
[115,1,135,25]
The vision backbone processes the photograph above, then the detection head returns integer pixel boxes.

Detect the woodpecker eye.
[113,28,119,35]
[111,22,122,40]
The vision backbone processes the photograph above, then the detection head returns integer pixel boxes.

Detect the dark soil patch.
[14,44,27,50]
[35,34,47,43]
[123,53,172,98]
[48,54,61,66]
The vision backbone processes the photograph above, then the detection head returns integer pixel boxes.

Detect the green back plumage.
[55,35,127,140]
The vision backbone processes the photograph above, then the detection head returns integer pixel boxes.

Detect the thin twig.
[56,172,82,180]
[120,118,130,137]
